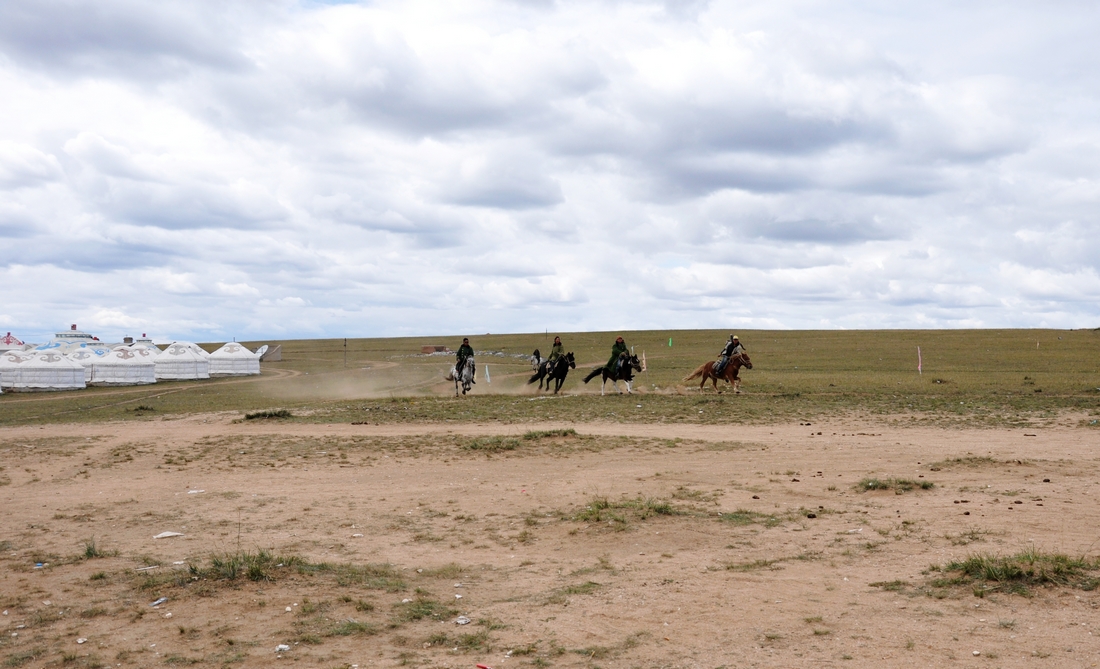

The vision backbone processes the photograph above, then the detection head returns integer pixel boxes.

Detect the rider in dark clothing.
[546,337,565,375]
[715,335,743,375]
[607,336,628,375]
[456,338,475,382]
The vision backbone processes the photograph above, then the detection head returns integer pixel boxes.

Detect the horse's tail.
[582,367,603,384]
[682,363,708,382]
[527,371,541,385]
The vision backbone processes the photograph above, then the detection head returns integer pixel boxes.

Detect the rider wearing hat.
[606,336,628,375]
[456,337,475,382]
[715,335,744,375]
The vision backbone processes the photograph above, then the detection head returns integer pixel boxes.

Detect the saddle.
[714,355,729,375]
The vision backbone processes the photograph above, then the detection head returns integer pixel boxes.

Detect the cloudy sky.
[2,0,1098,342]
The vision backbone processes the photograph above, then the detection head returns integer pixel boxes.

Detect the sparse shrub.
[931,549,1100,595]
[855,478,933,493]
[522,429,577,440]
[80,607,108,618]
[464,437,519,452]
[719,509,784,527]
[330,620,376,637]
[83,537,110,559]
[392,597,457,624]
[869,580,909,592]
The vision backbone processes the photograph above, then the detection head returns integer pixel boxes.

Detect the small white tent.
[0,350,86,391]
[154,342,210,380]
[208,343,261,377]
[84,347,158,386]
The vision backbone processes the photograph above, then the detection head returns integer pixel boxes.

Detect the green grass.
[463,436,520,452]
[869,580,910,592]
[855,478,934,493]
[928,549,1100,595]
[1,328,1098,427]
[573,496,678,525]
[719,509,786,527]
[391,597,457,624]
[4,649,46,668]
[523,428,578,439]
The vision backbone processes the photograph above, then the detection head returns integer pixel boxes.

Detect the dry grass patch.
[855,477,934,493]
[927,549,1100,596]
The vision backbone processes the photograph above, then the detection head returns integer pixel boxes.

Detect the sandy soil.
[1,415,1098,668]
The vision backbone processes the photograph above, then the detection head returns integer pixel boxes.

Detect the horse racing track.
[1,329,1099,667]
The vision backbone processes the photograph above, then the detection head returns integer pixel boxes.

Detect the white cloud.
[1,0,1099,342]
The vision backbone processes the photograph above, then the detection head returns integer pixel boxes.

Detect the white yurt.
[208,343,261,377]
[66,346,110,382]
[154,342,210,380]
[0,350,86,391]
[86,347,158,386]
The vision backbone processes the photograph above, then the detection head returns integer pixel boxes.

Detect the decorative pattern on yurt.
[154,342,211,380]
[0,351,86,391]
[208,343,261,376]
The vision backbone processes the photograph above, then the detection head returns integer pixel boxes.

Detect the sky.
[1,0,1098,343]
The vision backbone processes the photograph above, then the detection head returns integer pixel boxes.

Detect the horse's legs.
[600,376,606,396]
[625,380,633,394]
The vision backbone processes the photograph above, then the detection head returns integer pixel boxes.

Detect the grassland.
[2,330,1100,667]
[0,328,1097,426]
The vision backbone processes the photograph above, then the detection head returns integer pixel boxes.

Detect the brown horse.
[682,352,752,393]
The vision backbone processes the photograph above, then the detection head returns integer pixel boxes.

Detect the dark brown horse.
[682,352,752,393]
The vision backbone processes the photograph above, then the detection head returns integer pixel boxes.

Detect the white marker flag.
[484,364,490,384]
[641,351,647,372]
[917,347,922,375]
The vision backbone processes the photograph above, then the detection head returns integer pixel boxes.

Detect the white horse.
[449,357,476,396]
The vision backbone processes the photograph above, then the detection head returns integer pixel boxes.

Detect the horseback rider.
[607,336,628,375]
[456,337,475,383]
[715,335,744,375]
[546,336,565,375]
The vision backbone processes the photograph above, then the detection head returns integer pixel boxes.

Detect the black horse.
[582,353,642,395]
[527,352,576,394]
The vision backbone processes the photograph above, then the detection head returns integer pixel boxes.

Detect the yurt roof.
[0,332,23,347]
[66,347,110,364]
[96,347,158,366]
[3,350,87,370]
[0,350,33,366]
[210,343,259,359]
[158,342,209,361]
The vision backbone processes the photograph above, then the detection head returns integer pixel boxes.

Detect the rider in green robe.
[456,338,475,382]
[546,337,565,375]
[606,336,627,374]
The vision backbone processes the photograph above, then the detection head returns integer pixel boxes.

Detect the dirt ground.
[1,414,1099,668]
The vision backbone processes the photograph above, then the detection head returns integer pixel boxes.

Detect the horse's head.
[627,354,642,372]
[565,352,576,368]
[739,352,752,369]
